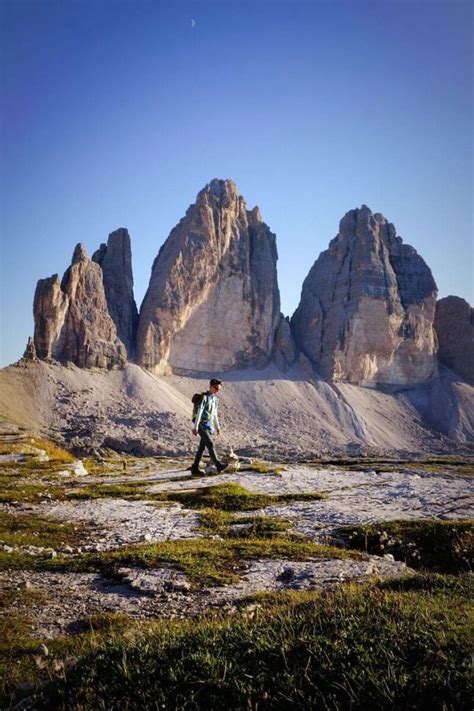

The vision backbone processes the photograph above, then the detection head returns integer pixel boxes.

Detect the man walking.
[191,378,227,475]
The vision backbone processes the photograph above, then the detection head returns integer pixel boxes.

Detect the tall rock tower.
[291,205,438,386]
[434,296,474,384]
[92,228,139,359]
[137,179,281,373]
[33,244,127,368]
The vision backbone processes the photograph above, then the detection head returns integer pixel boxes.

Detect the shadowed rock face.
[272,315,297,372]
[136,179,281,374]
[92,228,138,359]
[291,205,438,385]
[435,296,474,384]
[33,244,127,369]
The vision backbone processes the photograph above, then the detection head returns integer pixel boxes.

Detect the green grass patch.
[242,460,288,475]
[0,475,163,504]
[67,480,154,500]
[0,584,48,610]
[302,457,474,476]
[0,481,69,504]
[198,508,292,539]
[335,518,473,574]
[0,605,142,704]
[14,573,471,710]
[0,511,97,549]
[0,536,361,582]
[154,482,327,511]
[0,437,75,463]
[92,537,359,587]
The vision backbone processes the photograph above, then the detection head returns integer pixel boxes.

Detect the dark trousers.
[193,426,219,468]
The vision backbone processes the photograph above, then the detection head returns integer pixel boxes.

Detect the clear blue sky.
[1,0,472,367]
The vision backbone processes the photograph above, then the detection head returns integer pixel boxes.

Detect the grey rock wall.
[291,205,438,385]
[33,244,127,369]
[136,179,281,374]
[434,296,474,384]
[92,228,138,359]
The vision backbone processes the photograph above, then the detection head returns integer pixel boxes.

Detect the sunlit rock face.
[92,228,138,359]
[434,296,474,384]
[291,205,438,386]
[136,179,281,374]
[33,274,70,361]
[33,244,127,369]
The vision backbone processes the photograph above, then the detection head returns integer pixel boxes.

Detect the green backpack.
[191,392,206,423]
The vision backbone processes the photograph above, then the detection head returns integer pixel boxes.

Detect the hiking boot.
[191,465,204,476]
[216,462,228,473]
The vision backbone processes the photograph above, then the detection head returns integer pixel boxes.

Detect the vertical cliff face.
[434,296,474,384]
[92,228,138,359]
[291,205,438,385]
[136,179,281,374]
[33,275,70,360]
[33,244,127,369]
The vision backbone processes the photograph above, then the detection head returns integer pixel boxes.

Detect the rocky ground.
[1,445,472,640]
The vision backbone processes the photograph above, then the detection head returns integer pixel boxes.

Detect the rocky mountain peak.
[33,232,130,368]
[71,243,89,264]
[291,205,438,385]
[249,206,263,225]
[136,179,280,373]
[204,177,238,199]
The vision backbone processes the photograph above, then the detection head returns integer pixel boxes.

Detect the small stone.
[71,460,88,476]
[61,546,74,554]
[45,549,57,559]
[165,579,191,593]
[383,553,395,561]
[277,566,295,582]
[141,533,153,543]
[84,544,101,552]
[1,544,14,553]
[24,545,43,555]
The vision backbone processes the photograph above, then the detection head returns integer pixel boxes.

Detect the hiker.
[191,378,227,475]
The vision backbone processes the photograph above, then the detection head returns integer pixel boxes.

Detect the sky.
[1,0,472,367]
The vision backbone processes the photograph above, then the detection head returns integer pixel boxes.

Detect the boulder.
[137,179,281,373]
[291,205,438,385]
[434,296,474,384]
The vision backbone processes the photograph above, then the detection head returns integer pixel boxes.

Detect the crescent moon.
[191,18,196,28]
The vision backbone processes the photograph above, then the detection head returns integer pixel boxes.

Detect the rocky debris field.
[1,442,472,640]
